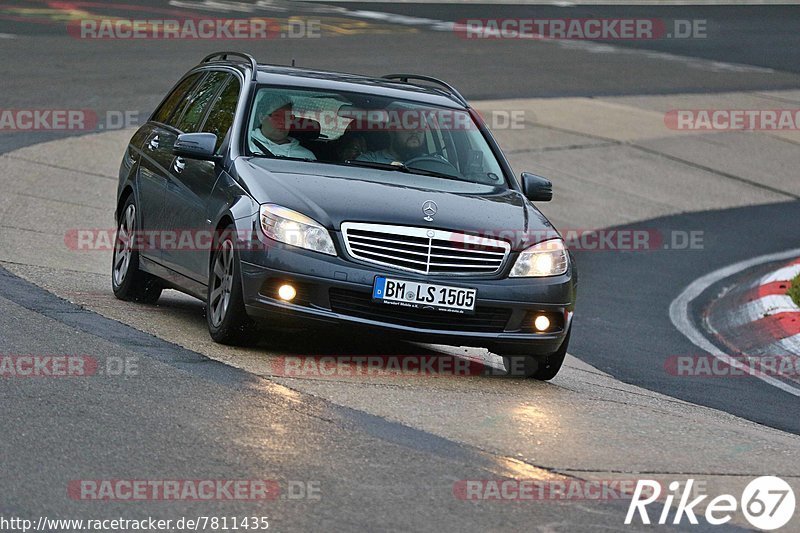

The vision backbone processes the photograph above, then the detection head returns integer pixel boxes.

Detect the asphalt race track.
[572,201,800,432]
[1,1,799,531]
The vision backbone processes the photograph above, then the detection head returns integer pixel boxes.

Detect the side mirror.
[520,172,553,202]
[173,133,219,161]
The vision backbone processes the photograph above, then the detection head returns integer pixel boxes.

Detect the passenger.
[250,94,316,160]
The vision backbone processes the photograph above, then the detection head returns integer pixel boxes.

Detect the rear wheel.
[207,226,252,344]
[111,197,163,304]
[502,327,571,381]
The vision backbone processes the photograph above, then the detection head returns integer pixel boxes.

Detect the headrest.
[289,117,321,141]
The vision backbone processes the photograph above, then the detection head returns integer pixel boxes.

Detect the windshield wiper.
[343,160,462,182]
[343,160,410,172]
[253,153,316,162]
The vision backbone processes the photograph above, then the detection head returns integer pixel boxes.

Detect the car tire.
[502,327,571,381]
[207,225,252,345]
[111,196,163,304]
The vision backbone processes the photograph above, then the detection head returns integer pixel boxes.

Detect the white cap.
[256,93,292,117]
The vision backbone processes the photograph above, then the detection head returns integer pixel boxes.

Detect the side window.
[200,77,241,153]
[174,71,229,133]
[152,73,201,125]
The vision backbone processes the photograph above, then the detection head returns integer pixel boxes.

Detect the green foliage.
[788,274,800,308]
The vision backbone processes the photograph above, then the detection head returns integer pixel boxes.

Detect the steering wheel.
[404,155,460,176]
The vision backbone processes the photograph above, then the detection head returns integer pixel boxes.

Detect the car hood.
[236,158,557,251]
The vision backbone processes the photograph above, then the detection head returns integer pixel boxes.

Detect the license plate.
[372,276,477,314]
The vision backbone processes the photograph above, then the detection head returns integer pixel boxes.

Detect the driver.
[250,93,316,160]
[357,104,431,165]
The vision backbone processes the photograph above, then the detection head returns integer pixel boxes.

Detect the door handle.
[173,157,185,173]
[148,135,160,151]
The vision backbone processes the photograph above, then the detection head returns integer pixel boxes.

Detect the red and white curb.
[750,260,800,356]
[706,258,800,357]
[722,265,800,329]
[670,248,800,397]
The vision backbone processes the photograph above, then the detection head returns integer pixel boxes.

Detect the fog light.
[533,315,550,332]
[278,284,296,301]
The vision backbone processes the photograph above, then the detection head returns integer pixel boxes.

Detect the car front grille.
[328,288,512,332]
[341,222,510,276]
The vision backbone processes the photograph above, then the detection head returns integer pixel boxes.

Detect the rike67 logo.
[625,477,795,530]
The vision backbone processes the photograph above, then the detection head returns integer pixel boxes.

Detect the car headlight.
[259,204,336,256]
[509,238,568,277]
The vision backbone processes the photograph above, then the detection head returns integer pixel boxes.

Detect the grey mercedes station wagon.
[113,52,577,379]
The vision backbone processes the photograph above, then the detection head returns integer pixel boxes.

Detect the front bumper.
[238,235,576,355]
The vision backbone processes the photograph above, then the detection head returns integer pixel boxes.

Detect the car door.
[160,70,234,283]
[136,72,202,263]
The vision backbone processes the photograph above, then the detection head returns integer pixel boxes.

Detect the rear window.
[152,73,201,125]
[174,72,230,133]
[200,77,241,153]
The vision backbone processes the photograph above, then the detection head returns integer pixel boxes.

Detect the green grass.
[788,274,800,308]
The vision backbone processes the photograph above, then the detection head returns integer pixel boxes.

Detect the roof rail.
[201,51,258,73]
[382,74,469,107]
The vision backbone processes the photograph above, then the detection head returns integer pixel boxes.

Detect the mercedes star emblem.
[422,200,438,221]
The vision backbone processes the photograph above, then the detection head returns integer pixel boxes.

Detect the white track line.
[669,248,800,397]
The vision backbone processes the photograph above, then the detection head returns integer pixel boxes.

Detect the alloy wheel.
[209,239,234,328]
[113,204,135,287]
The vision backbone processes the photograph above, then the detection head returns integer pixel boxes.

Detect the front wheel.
[111,197,163,304]
[501,327,571,381]
[207,226,252,345]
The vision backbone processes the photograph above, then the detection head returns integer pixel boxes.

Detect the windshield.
[245,85,508,186]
